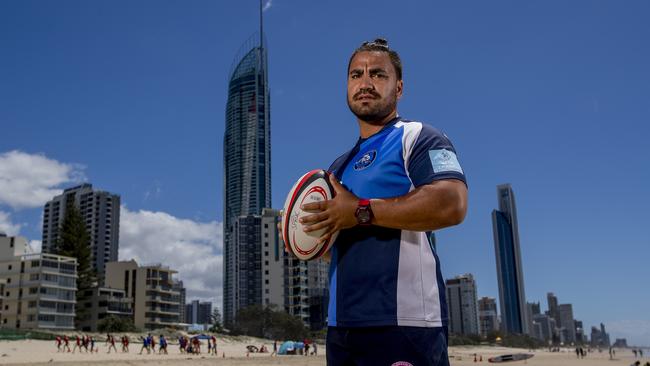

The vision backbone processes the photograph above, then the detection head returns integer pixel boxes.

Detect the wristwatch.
[355,199,373,226]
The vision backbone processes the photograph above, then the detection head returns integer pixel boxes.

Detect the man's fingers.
[328,173,344,195]
[303,219,331,233]
[301,200,327,212]
[300,211,328,225]
[316,232,332,245]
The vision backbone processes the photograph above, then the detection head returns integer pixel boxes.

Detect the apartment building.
[0,234,77,330]
[105,260,181,330]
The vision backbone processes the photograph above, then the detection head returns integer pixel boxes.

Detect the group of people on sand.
[55,334,96,353]
[55,334,132,354]
[177,335,217,355]
[138,334,168,354]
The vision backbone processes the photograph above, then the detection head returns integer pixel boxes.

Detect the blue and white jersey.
[327,117,466,328]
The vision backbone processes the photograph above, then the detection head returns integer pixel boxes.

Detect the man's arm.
[301,174,467,243]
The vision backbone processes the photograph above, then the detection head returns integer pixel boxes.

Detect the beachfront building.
[41,183,120,283]
[105,260,181,330]
[491,184,529,335]
[478,296,499,337]
[185,300,212,326]
[222,7,271,328]
[0,234,77,330]
[591,323,611,347]
[533,313,554,342]
[77,286,132,332]
[446,274,479,335]
[558,303,576,344]
[175,280,186,325]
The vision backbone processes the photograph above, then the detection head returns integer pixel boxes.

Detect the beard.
[347,92,397,125]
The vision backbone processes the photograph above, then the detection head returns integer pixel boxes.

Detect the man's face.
[347,51,403,124]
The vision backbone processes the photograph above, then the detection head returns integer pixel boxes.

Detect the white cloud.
[0,210,21,236]
[606,320,650,347]
[0,150,86,210]
[262,0,272,12]
[28,240,42,253]
[119,206,223,309]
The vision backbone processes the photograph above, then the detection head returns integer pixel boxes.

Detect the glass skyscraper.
[223,29,271,327]
[491,184,528,334]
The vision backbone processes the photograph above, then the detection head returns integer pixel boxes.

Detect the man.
[300,38,468,366]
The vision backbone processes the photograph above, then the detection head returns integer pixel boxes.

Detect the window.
[6,278,10,284]
[29,287,38,294]
[8,265,12,270]
[28,301,37,308]
[29,273,39,281]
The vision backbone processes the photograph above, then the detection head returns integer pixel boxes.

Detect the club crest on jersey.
[353,150,377,171]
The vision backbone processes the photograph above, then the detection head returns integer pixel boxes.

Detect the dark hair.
[348,38,402,80]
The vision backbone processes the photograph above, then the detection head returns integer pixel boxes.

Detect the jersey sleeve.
[406,123,467,187]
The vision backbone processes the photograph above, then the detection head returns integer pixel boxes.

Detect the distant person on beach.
[149,334,156,352]
[107,334,118,353]
[139,335,149,354]
[211,335,217,355]
[178,336,186,353]
[55,335,62,352]
[90,336,96,353]
[122,335,129,352]
[72,335,81,353]
[159,335,168,354]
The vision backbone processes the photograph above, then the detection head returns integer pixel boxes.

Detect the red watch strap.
[358,198,370,206]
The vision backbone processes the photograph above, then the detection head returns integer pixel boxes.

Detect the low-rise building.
[78,286,132,332]
[105,260,181,330]
[0,234,77,330]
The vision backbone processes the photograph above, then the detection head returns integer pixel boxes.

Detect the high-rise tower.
[491,184,528,334]
[42,183,120,282]
[223,2,271,327]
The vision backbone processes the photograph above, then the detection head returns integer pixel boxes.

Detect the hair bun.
[373,38,388,46]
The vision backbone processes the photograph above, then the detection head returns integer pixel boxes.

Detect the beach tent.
[194,334,211,340]
[278,341,305,355]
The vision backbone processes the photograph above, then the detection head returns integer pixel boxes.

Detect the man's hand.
[300,174,358,244]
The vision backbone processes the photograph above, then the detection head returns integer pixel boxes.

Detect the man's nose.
[358,74,374,90]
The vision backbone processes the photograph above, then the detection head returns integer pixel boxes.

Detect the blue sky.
[1,1,649,345]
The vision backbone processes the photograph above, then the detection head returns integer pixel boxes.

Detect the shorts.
[326,326,449,366]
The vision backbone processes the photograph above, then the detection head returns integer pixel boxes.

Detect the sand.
[0,338,646,365]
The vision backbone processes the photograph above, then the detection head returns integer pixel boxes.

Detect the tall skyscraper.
[223,3,271,327]
[446,274,479,335]
[547,292,559,324]
[42,183,120,282]
[491,184,528,334]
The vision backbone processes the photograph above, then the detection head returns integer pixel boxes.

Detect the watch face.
[358,208,371,224]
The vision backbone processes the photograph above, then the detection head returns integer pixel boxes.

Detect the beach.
[0,338,647,366]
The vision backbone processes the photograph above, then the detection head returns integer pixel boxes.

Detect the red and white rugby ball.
[282,169,339,261]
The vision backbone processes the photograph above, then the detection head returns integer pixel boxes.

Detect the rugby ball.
[282,169,339,261]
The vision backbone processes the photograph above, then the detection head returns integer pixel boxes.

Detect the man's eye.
[350,74,360,79]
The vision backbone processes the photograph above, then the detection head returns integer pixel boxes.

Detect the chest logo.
[353,150,377,171]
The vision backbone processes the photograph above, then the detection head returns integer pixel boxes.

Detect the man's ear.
[396,79,404,100]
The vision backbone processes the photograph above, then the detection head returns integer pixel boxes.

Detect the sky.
[1,0,649,345]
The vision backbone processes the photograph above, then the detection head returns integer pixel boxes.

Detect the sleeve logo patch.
[429,149,463,174]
